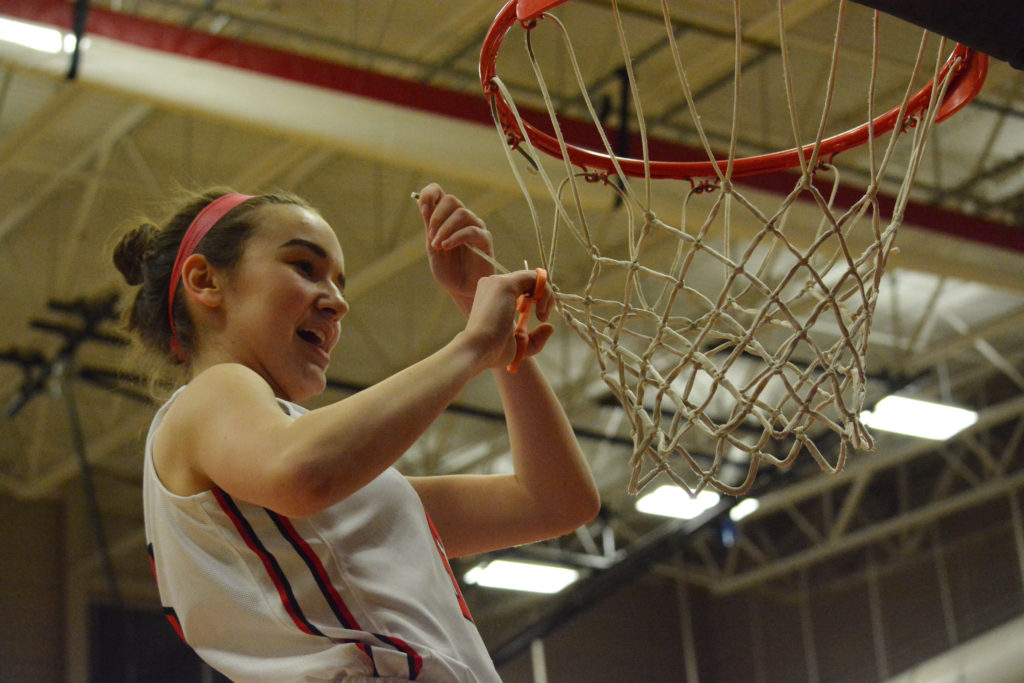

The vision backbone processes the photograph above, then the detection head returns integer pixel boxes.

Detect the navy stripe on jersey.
[364,645,380,677]
[163,607,186,642]
[266,510,361,630]
[212,490,423,679]
[374,634,422,680]
[266,509,424,680]
[212,489,325,637]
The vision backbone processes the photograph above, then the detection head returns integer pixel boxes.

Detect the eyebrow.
[279,238,346,289]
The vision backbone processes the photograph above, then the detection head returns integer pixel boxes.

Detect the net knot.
[480,0,981,497]
[583,171,612,186]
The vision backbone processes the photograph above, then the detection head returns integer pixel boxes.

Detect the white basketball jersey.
[143,388,501,682]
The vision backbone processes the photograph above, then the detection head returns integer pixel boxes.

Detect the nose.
[318,281,349,321]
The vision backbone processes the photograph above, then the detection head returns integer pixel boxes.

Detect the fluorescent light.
[464,560,579,594]
[636,485,720,519]
[0,17,65,54]
[860,395,977,440]
[729,497,760,521]
[63,33,80,53]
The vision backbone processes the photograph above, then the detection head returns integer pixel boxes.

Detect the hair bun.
[113,222,158,286]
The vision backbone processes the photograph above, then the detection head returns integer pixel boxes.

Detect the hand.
[464,270,555,371]
[417,183,495,315]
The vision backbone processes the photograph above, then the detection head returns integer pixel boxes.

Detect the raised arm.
[154,262,544,520]
[408,184,600,558]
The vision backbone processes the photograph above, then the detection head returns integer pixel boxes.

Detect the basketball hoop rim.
[480,0,989,181]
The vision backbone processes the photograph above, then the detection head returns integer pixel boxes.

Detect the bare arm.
[409,183,600,557]
[410,357,600,558]
[154,182,598,538]
[157,268,542,518]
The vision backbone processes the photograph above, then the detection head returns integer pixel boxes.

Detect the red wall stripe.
[3,0,1020,252]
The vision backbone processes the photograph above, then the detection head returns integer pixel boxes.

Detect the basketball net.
[483,0,984,496]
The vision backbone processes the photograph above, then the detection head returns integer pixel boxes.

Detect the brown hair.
[112,187,311,365]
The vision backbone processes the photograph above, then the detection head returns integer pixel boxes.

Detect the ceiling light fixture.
[636,485,721,519]
[729,497,760,522]
[0,17,67,54]
[860,395,978,440]
[464,559,580,594]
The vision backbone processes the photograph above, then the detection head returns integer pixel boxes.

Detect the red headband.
[167,193,255,358]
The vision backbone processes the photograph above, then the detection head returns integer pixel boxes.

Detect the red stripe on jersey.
[267,512,363,629]
[163,607,187,643]
[269,511,424,679]
[212,489,424,678]
[425,513,474,622]
[148,543,189,644]
[213,488,324,637]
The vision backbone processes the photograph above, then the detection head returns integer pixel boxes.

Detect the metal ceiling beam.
[0,85,84,178]
[490,498,733,666]
[53,140,112,294]
[413,2,496,83]
[4,0,1021,257]
[228,140,322,191]
[140,0,464,78]
[749,392,1024,520]
[0,401,148,499]
[663,0,834,95]
[667,388,1024,593]
[0,101,151,241]
[938,311,1024,390]
[712,468,1024,594]
[0,65,12,118]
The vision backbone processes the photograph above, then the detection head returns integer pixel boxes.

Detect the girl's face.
[218,203,348,402]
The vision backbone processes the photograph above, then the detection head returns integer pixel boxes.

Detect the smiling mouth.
[297,329,323,347]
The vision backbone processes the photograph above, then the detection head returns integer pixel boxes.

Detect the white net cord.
[486,0,962,496]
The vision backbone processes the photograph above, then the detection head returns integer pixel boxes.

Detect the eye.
[292,260,315,277]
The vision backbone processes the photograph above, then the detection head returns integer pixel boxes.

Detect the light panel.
[860,395,977,440]
[729,497,760,521]
[636,486,720,519]
[0,17,65,54]
[464,560,579,594]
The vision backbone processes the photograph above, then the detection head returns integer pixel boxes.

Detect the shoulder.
[153,364,282,496]
[184,363,277,402]
[167,363,288,447]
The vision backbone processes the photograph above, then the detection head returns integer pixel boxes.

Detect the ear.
[179,253,224,311]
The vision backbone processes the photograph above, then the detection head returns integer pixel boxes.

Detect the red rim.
[481,0,989,181]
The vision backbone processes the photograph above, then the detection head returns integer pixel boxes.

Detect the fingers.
[416,184,557,371]
[532,269,553,322]
[504,269,554,372]
[514,268,552,320]
[432,222,492,253]
[505,321,554,373]
[537,285,553,322]
[526,324,555,356]
[415,182,443,224]
[417,184,491,252]
[506,268,546,299]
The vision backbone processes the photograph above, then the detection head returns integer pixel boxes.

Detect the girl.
[113,183,600,682]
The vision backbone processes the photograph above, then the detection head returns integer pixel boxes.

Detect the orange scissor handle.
[507,267,547,373]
